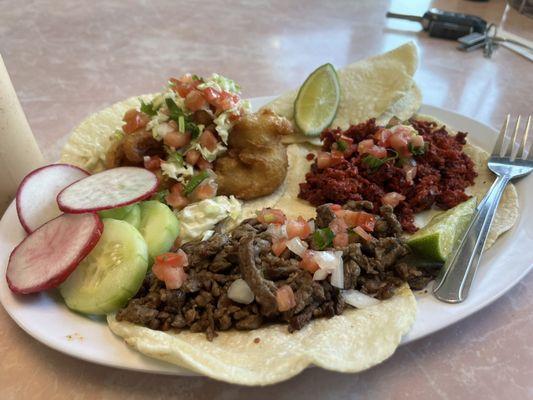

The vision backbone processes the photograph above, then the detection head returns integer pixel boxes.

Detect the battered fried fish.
[214,109,294,199]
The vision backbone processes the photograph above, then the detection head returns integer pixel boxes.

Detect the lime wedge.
[294,63,341,136]
[407,198,477,262]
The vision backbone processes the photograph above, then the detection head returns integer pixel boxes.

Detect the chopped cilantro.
[178,115,185,133]
[152,189,169,203]
[165,98,185,122]
[186,122,200,139]
[408,141,427,156]
[140,100,157,116]
[336,140,348,151]
[192,74,202,81]
[167,151,184,166]
[312,228,335,250]
[362,150,398,170]
[184,170,210,195]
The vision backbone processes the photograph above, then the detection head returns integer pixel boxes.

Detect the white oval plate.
[0,100,531,376]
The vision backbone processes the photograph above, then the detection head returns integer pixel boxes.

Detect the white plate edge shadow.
[0,98,531,376]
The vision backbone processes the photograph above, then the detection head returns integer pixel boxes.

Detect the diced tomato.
[276,285,296,312]
[151,262,167,282]
[122,109,150,134]
[299,250,319,273]
[316,151,343,169]
[162,267,188,290]
[374,128,393,147]
[317,151,332,169]
[215,91,237,112]
[184,90,208,111]
[338,136,355,157]
[271,239,287,256]
[166,183,188,209]
[169,79,191,98]
[337,210,375,232]
[185,149,201,165]
[329,217,348,235]
[169,75,199,98]
[190,180,218,201]
[196,157,213,171]
[155,250,189,269]
[357,139,375,155]
[358,139,388,158]
[330,150,345,166]
[382,192,406,208]
[144,156,162,171]
[410,134,425,148]
[390,133,411,156]
[152,249,189,289]
[202,87,220,104]
[354,226,373,242]
[228,110,242,122]
[329,204,343,212]
[286,216,313,240]
[257,208,287,225]
[164,131,191,149]
[170,182,184,194]
[333,232,349,248]
[199,129,219,151]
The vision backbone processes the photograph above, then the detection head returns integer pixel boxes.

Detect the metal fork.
[433,115,532,303]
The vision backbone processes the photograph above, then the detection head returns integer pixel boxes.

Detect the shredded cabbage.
[197,73,241,94]
[194,141,226,162]
[160,160,194,182]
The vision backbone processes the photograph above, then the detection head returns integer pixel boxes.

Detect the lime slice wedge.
[407,197,477,262]
[294,63,341,136]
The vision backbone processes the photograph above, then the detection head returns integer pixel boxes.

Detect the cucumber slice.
[98,204,141,229]
[59,219,148,315]
[138,200,180,263]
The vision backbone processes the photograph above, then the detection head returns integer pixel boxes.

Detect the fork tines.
[492,114,532,161]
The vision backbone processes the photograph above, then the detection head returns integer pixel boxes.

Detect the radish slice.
[6,213,103,294]
[16,164,89,233]
[57,167,158,213]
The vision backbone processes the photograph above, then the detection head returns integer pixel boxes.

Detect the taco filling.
[105,73,292,210]
[299,118,478,232]
[116,203,437,341]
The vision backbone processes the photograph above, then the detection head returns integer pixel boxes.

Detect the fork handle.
[433,175,511,303]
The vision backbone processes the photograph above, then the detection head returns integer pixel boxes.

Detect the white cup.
[0,54,45,216]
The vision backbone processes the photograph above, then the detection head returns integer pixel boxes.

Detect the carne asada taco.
[109,202,422,385]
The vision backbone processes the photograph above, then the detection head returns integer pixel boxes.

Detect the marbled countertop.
[1,0,531,398]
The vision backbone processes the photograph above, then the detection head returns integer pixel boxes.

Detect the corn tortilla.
[108,284,416,386]
[265,42,420,144]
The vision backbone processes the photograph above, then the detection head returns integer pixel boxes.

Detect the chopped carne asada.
[116,205,437,340]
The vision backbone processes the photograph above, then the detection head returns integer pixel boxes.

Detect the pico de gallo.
[110,73,251,210]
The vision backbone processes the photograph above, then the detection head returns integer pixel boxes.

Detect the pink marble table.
[1,0,531,398]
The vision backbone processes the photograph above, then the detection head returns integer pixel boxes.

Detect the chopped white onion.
[311,250,344,288]
[227,279,255,304]
[313,268,329,281]
[329,251,344,289]
[266,223,288,239]
[286,237,308,257]
[342,290,380,308]
[307,219,315,232]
